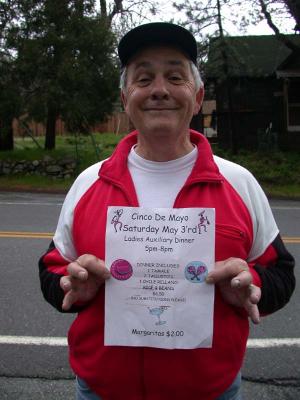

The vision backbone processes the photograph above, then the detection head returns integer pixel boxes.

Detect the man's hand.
[60,254,110,311]
[206,258,261,324]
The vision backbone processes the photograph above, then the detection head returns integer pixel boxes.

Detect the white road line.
[0,336,67,346]
[271,206,300,210]
[0,336,300,348]
[247,338,300,348]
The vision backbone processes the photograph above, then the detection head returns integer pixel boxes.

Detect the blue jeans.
[216,372,242,400]
[76,372,242,400]
[76,377,101,400]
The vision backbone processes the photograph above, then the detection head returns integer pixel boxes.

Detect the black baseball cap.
[118,22,198,67]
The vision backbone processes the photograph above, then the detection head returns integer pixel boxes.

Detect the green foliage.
[213,145,300,197]
[1,0,119,150]
[0,134,299,197]
[1,0,162,151]
[0,2,23,150]
[58,14,119,133]
[25,1,119,128]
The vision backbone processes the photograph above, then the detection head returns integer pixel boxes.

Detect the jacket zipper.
[216,223,246,240]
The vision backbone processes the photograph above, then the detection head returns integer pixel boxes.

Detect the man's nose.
[150,76,169,99]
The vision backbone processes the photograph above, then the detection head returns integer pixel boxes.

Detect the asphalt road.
[0,192,299,399]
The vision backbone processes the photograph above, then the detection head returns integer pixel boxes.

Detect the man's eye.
[169,75,183,82]
[137,77,151,85]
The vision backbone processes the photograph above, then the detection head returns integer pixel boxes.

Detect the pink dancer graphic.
[111,209,123,232]
[198,210,210,234]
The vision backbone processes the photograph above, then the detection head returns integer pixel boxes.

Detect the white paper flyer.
[105,207,215,349]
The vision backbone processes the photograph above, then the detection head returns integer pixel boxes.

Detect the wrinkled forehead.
[126,45,191,71]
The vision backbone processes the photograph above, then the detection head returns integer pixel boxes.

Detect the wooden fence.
[13,112,131,137]
[13,101,215,138]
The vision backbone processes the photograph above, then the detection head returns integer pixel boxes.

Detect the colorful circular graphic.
[184,261,208,283]
[110,259,133,281]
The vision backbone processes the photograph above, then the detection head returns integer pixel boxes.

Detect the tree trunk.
[0,117,14,151]
[216,0,238,153]
[109,0,123,22]
[100,0,107,17]
[74,0,84,17]
[45,105,57,150]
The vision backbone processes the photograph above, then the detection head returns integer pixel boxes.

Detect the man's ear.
[193,86,204,115]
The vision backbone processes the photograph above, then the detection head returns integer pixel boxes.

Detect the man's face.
[121,46,203,139]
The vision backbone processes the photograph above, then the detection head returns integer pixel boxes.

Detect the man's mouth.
[143,107,178,111]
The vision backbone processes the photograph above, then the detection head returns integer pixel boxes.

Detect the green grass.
[261,183,300,199]
[2,133,123,169]
[0,134,299,198]
[0,175,74,193]
[213,146,300,198]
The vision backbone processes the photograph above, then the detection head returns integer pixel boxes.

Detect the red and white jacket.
[39,130,295,400]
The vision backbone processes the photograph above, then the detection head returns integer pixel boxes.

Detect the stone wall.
[0,156,77,179]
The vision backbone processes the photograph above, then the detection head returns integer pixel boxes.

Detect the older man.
[39,23,295,400]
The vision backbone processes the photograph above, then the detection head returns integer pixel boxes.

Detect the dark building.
[205,35,300,151]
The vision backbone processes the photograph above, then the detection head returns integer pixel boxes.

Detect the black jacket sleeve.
[254,234,296,314]
[39,240,84,313]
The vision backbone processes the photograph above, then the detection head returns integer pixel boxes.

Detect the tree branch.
[284,0,300,31]
[109,0,123,22]
[259,0,300,54]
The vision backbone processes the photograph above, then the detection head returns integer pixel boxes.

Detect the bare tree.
[172,0,247,64]
[172,0,242,152]
[172,0,299,152]
[258,1,300,53]
[99,0,158,38]
[172,0,298,51]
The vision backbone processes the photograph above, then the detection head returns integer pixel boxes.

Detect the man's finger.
[248,284,261,304]
[62,289,78,311]
[75,255,111,279]
[245,302,260,324]
[67,261,88,280]
[60,275,72,291]
[206,259,248,283]
[243,285,261,324]
[231,270,252,289]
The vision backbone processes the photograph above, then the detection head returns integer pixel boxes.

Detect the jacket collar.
[99,130,223,186]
